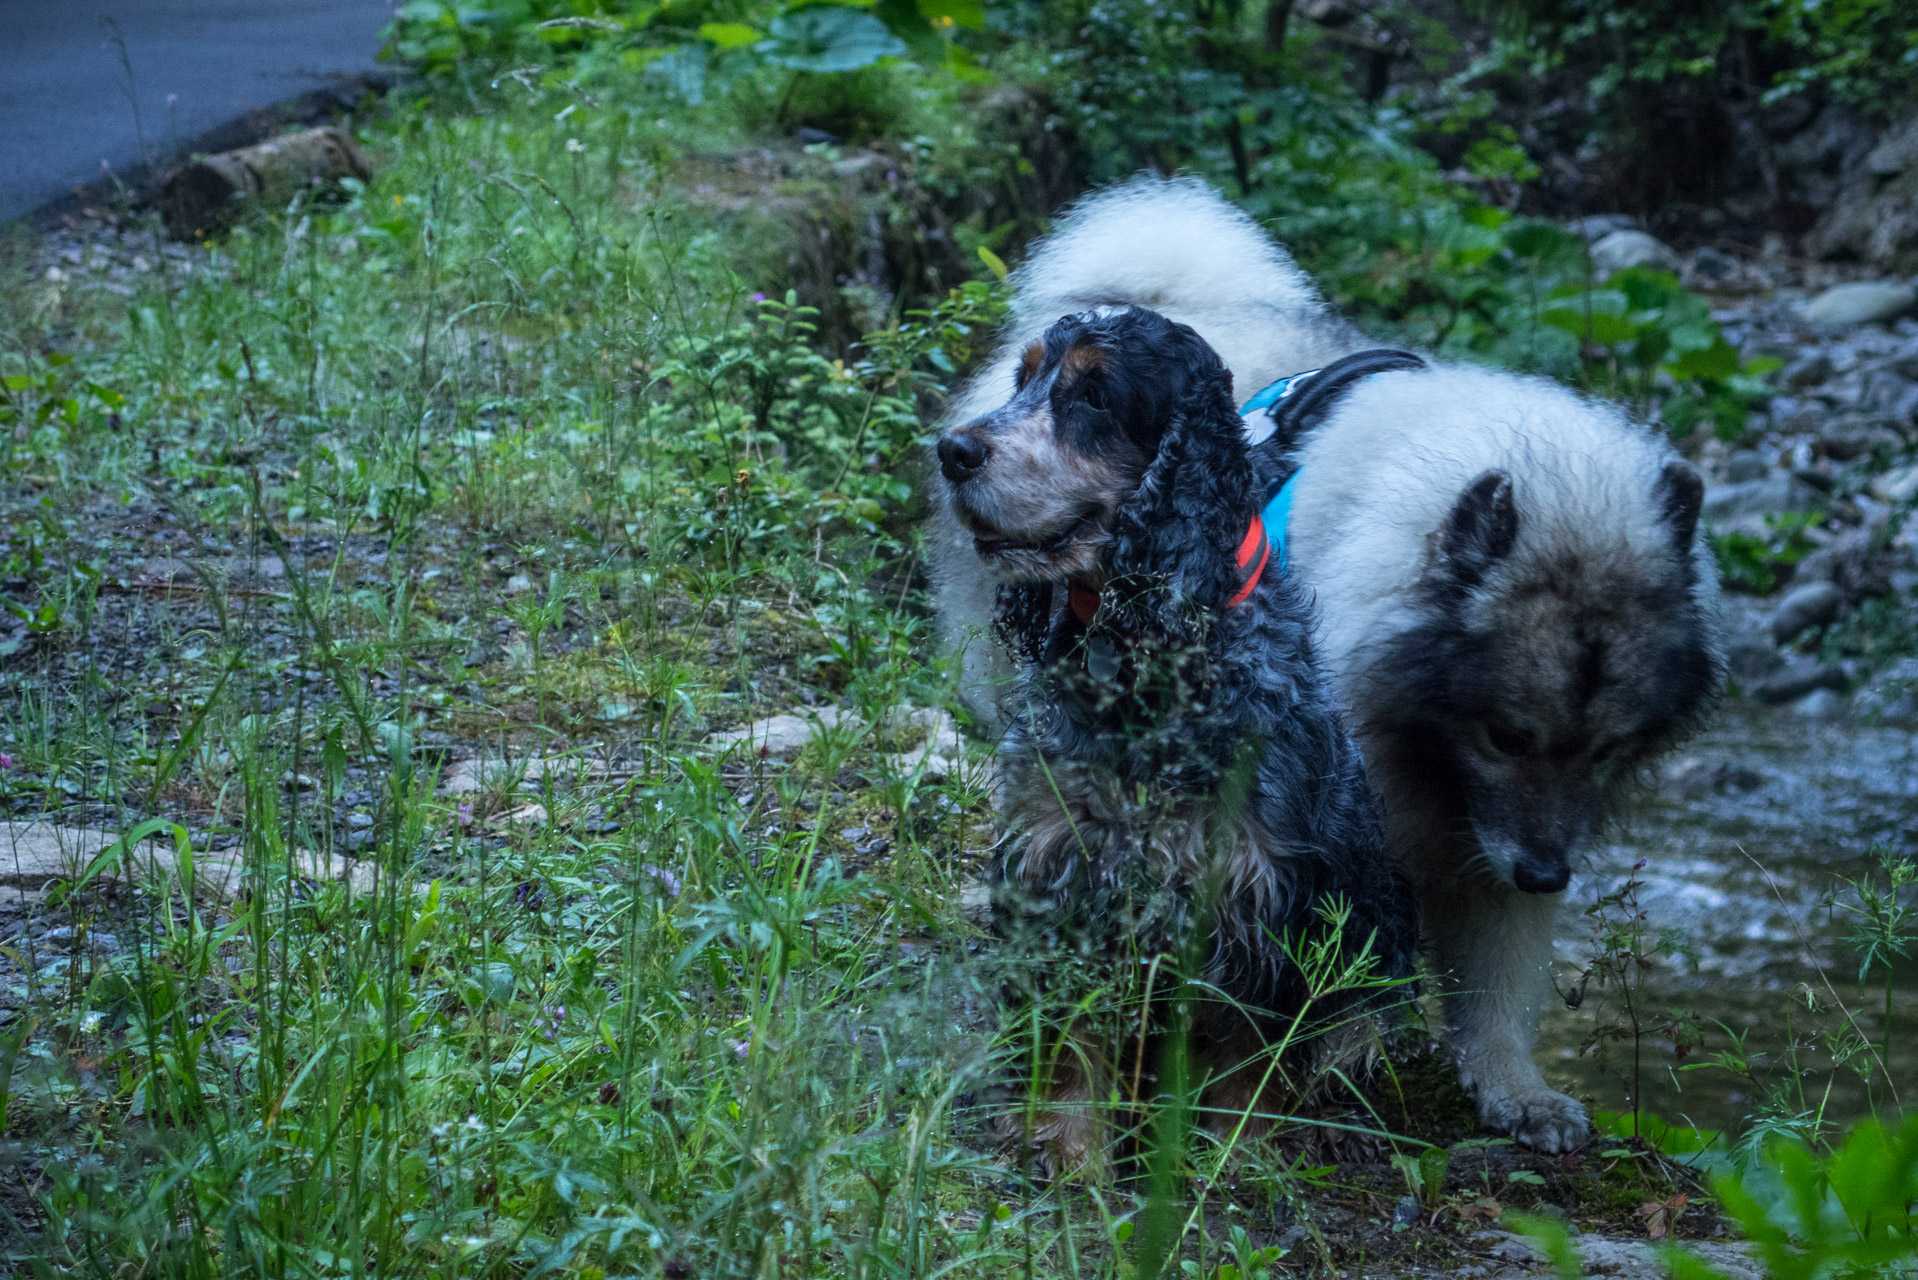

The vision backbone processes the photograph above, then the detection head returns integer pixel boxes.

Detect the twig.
[104,579,286,599]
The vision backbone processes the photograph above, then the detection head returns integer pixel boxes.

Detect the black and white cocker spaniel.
[935,305,1419,1170]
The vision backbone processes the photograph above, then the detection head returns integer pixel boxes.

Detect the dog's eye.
[1483,722,1533,757]
[1080,382,1109,413]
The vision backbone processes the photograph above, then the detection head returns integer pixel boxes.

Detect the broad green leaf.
[1667,339,1741,382]
[759,6,906,72]
[699,21,760,48]
[1541,306,1639,346]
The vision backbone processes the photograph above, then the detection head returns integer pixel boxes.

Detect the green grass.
[0,68,1449,1279]
[0,75,1044,1277]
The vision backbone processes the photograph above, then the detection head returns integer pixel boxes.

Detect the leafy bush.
[1475,0,1918,116]
[1520,1113,1918,1279]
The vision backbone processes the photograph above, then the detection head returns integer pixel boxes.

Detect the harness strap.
[1240,347,1427,453]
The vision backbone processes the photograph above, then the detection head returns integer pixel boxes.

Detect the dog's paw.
[1477,1086,1591,1153]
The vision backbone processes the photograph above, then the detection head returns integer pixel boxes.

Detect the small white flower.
[565,138,585,153]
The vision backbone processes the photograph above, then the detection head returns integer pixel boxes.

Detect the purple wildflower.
[642,864,682,897]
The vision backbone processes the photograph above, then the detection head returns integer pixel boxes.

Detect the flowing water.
[1537,701,1918,1137]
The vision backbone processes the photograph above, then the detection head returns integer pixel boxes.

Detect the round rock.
[1800,281,1918,327]
[1590,229,1680,279]
[1769,580,1846,642]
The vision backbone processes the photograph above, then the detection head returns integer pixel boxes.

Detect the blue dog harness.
[1239,370,1314,574]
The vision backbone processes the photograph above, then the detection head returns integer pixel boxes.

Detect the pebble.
[1783,350,1834,387]
[707,707,861,759]
[1750,657,1849,704]
[1663,756,1766,795]
[1867,463,1918,504]
[1724,449,1768,482]
[1854,657,1918,724]
[1800,281,1918,327]
[1769,579,1845,641]
[1726,634,1785,683]
[1589,229,1680,278]
[1791,687,1847,717]
[1567,213,1636,241]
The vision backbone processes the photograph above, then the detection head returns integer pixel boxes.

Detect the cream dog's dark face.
[936,307,1205,584]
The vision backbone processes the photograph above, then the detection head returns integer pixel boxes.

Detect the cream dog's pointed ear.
[1653,460,1704,554]
[1432,469,1518,590]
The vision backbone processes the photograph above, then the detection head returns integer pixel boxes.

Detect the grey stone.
[1867,463,1918,503]
[1663,756,1766,795]
[1568,213,1637,242]
[1784,349,1834,387]
[1885,343,1918,380]
[958,878,992,919]
[707,707,860,759]
[1792,687,1847,717]
[1816,421,1901,461]
[0,822,383,897]
[1684,246,1740,288]
[1575,1236,1763,1280]
[1726,635,1785,684]
[1794,527,1895,599]
[1801,281,1918,327]
[1750,657,1849,704]
[1724,449,1768,482]
[882,706,969,779]
[439,751,623,795]
[1775,102,1875,174]
[1855,657,1918,724]
[1775,397,1834,435]
[1590,229,1681,278]
[139,556,191,581]
[1770,579,1846,641]
[1866,114,1918,175]
[1701,475,1824,529]
[0,823,124,886]
[1809,115,1918,266]
[1861,366,1918,420]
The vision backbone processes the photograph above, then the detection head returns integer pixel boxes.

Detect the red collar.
[1068,512,1270,625]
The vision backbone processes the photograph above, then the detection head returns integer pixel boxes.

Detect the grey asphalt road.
[1,0,398,223]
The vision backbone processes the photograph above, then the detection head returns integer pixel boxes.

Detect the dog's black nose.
[1512,858,1571,895]
[937,433,990,482]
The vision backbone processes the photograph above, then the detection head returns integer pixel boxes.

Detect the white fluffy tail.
[1011,176,1323,331]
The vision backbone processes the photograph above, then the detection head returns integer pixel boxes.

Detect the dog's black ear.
[1106,329,1252,627]
[1653,461,1704,555]
[1435,469,1518,587]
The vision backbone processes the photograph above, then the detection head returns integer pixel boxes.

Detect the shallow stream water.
[1536,701,1918,1136]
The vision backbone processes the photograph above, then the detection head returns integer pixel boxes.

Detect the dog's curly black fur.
[944,307,1418,1166]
